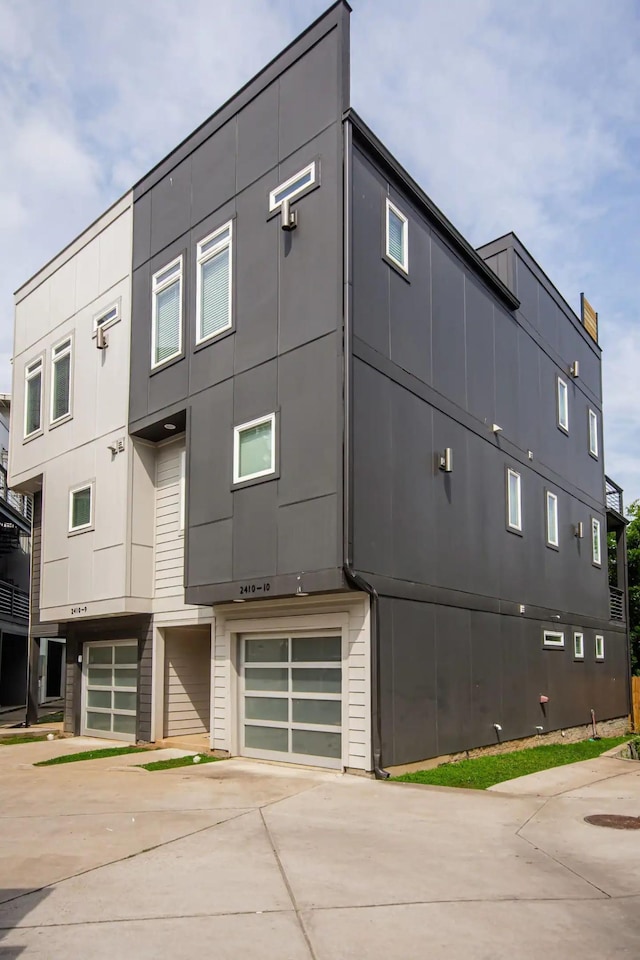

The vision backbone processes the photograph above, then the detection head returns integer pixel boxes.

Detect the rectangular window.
[595,635,605,660]
[50,337,72,424]
[543,630,565,648]
[94,304,120,333]
[269,162,316,211]
[591,517,601,566]
[233,414,276,484]
[545,491,559,547]
[24,357,43,438]
[151,257,182,368]
[573,632,584,659]
[69,484,93,533]
[196,222,232,344]
[507,468,522,532]
[588,409,598,458]
[557,377,569,432]
[385,198,408,273]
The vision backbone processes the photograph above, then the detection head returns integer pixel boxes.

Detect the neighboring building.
[9,2,630,770]
[0,397,31,711]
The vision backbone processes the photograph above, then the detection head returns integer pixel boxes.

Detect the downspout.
[342,118,389,780]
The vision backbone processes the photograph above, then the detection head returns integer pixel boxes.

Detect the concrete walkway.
[0,738,639,958]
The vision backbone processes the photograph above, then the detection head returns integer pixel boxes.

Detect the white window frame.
[543,630,565,648]
[588,409,599,458]
[385,198,409,274]
[595,634,605,661]
[151,256,183,369]
[179,447,186,533]
[50,335,73,426]
[573,632,584,659]
[269,162,316,212]
[545,491,559,548]
[233,413,276,485]
[557,376,569,432]
[591,517,602,566]
[69,482,94,534]
[195,221,233,345]
[507,467,522,532]
[24,356,44,440]
[93,302,120,334]
[81,640,138,743]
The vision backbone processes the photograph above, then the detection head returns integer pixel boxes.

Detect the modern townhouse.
[10,1,630,772]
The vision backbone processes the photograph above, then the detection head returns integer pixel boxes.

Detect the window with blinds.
[152,257,182,368]
[385,198,408,273]
[69,484,93,532]
[196,222,232,344]
[51,337,72,424]
[24,357,43,438]
[233,414,276,484]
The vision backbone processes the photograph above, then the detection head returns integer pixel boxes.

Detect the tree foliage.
[624,500,640,675]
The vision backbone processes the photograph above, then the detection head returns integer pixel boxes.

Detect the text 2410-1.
[239,582,271,597]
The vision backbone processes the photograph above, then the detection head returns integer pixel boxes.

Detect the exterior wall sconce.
[570,360,580,378]
[96,326,108,350]
[296,574,308,597]
[575,521,584,539]
[439,448,453,472]
[491,423,502,434]
[281,197,298,231]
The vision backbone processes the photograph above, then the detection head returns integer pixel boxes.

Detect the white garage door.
[241,634,342,768]
[82,641,138,742]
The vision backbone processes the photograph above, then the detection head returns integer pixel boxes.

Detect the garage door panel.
[82,640,138,743]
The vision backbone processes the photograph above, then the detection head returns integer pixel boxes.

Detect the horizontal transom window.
[543,631,564,648]
[94,304,119,332]
[269,162,316,212]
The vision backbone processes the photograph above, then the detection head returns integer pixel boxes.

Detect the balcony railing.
[605,476,624,517]
[0,465,32,523]
[0,580,29,621]
[610,586,625,622]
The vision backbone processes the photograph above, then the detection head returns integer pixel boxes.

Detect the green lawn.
[36,711,63,724]
[138,754,220,771]
[394,736,632,791]
[0,734,50,746]
[34,746,151,766]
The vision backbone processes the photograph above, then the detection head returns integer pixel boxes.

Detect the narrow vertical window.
[573,632,584,659]
[591,517,601,566]
[385,198,408,273]
[507,468,522,532]
[24,358,43,438]
[557,377,569,432]
[196,222,232,344]
[545,491,559,547]
[151,257,182,368]
[595,635,605,660]
[588,409,598,458]
[51,337,72,424]
[69,484,93,533]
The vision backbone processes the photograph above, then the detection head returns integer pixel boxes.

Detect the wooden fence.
[632,677,640,733]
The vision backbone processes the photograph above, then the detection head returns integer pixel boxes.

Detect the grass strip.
[0,735,50,746]
[36,711,63,724]
[394,736,631,790]
[35,746,150,766]
[138,754,220,771]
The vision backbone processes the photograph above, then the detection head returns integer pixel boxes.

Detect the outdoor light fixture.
[96,326,108,350]
[575,521,584,538]
[439,447,453,472]
[570,360,580,378]
[281,197,298,231]
[164,423,177,431]
[491,423,502,434]
[296,575,308,597]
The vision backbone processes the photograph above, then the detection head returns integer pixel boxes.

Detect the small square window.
[595,635,605,660]
[544,630,565,648]
[196,222,232,344]
[545,491,559,547]
[269,162,316,212]
[233,414,276,485]
[50,336,72,425]
[588,409,598,458]
[69,484,93,533]
[507,467,522,532]
[24,357,43,439]
[385,198,408,273]
[151,257,183,368]
[591,517,602,566]
[573,632,584,659]
[557,377,569,432]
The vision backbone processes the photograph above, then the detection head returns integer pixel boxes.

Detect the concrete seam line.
[513,796,551,833]
[0,808,256,909]
[0,908,298,931]
[0,806,254,821]
[259,808,318,960]
[515,829,612,899]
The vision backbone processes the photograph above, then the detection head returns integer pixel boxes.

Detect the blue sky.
[2,0,640,503]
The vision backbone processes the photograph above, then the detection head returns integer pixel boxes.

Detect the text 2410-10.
[239,582,271,597]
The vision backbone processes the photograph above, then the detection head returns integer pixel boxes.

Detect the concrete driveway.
[0,738,639,959]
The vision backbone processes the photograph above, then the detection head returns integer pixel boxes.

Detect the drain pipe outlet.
[343,564,390,780]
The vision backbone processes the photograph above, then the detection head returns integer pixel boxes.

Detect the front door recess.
[240,634,342,768]
[82,641,138,742]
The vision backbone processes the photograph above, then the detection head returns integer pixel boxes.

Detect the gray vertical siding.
[137,619,153,742]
